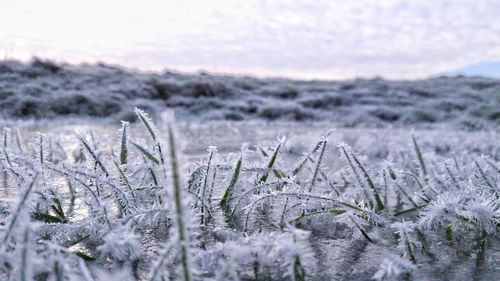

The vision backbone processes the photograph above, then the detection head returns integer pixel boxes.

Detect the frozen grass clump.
[0,109,498,280]
[259,104,315,121]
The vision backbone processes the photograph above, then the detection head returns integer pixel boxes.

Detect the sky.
[1,0,499,79]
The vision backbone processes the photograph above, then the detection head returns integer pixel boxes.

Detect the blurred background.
[1,0,499,79]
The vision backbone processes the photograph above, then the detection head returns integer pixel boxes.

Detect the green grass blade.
[68,235,90,247]
[113,159,136,198]
[292,140,323,176]
[79,136,109,176]
[308,140,327,192]
[445,224,453,245]
[220,157,242,209]
[293,256,306,281]
[474,161,496,192]
[120,121,129,165]
[258,143,281,184]
[412,135,427,177]
[167,124,191,281]
[351,153,384,211]
[132,142,160,165]
[2,173,38,246]
[135,108,158,142]
[33,212,63,223]
[394,204,427,216]
[75,252,95,261]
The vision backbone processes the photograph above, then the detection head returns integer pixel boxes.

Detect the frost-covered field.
[1,59,499,130]
[0,109,498,281]
[0,60,499,280]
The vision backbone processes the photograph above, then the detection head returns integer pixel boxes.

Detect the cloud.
[1,0,499,79]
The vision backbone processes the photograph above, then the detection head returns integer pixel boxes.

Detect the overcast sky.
[1,0,499,79]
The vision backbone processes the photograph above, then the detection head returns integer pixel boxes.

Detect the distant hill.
[443,61,500,78]
[1,59,499,130]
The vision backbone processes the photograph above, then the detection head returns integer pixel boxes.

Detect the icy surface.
[1,59,499,130]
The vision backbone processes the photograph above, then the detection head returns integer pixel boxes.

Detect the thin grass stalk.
[280,197,290,227]
[349,215,373,243]
[351,153,384,211]
[308,140,327,192]
[2,128,8,190]
[200,148,215,225]
[132,142,160,165]
[230,180,283,216]
[415,228,436,260]
[412,135,427,177]
[474,161,496,195]
[47,166,112,227]
[383,170,388,207]
[78,259,96,281]
[66,178,76,216]
[320,171,341,196]
[292,140,323,176]
[452,156,460,172]
[258,143,281,184]
[135,109,168,183]
[48,136,54,163]
[474,230,487,278]
[485,159,499,173]
[220,157,242,209]
[244,192,368,231]
[37,133,44,164]
[15,128,23,153]
[167,124,191,281]
[20,227,31,281]
[79,136,109,177]
[403,172,431,201]
[445,224,453,246]
[120,121,129,166]
[393,182,419,207]
[113,159,136,198]
[2,160,7,190]
[293,255,306,281]
[2,148,25,182]
[148,242,175,281]
[207,166,217,208]
[53,260,64,281]
[1,173,38,246]
[186,190,212,218]
[400,222,416,262]
[49,165,100,205]
[3,127,8,148]
[445,164,461,189]
[339,146,373,207]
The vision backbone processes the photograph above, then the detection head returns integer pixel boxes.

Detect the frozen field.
[0,60,499,280]
[0,115,498,280]
[1,59,499,130]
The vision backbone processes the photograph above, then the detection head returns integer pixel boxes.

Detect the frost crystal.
[372,255,416,281]
[98,225,143,262]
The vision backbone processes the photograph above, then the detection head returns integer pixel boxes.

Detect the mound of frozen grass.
[0,109,498,280]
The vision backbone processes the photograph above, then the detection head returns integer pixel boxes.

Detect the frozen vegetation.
[0,108,498,280]
[1,59,499,130]
[0,58,499,280]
